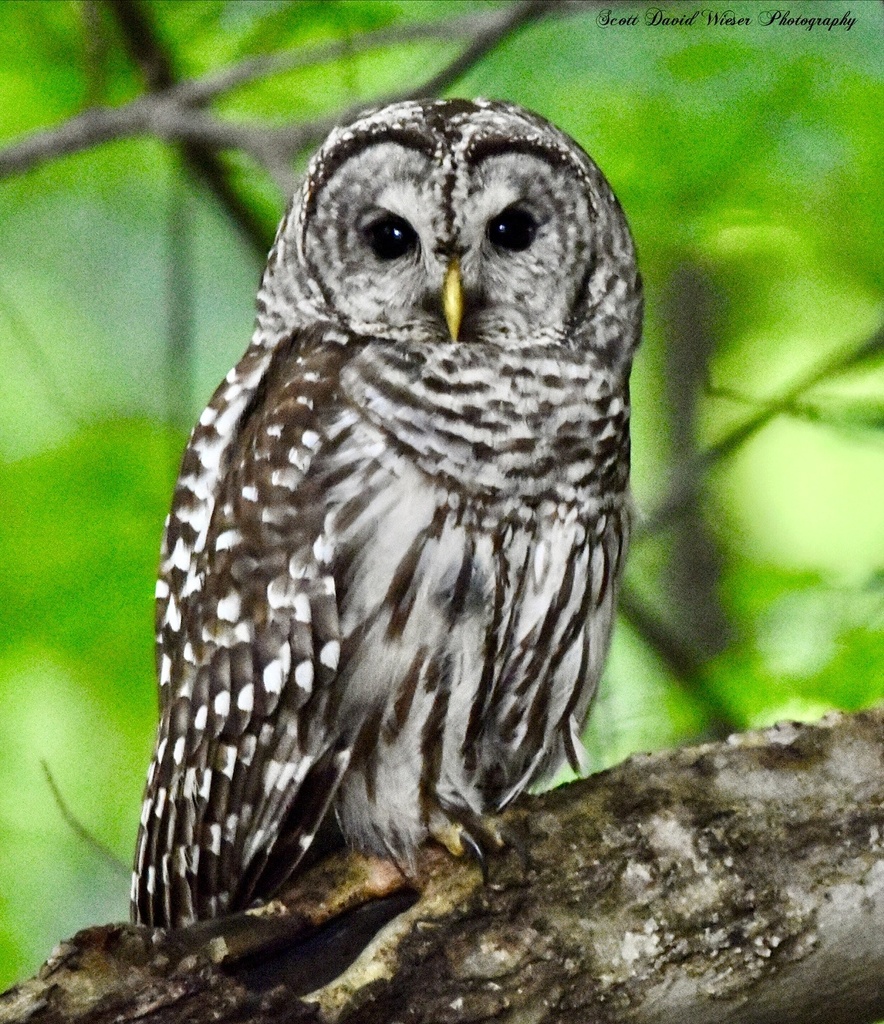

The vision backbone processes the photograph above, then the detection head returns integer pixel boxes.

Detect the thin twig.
[618,589,738,739]
[412,0,553,98]
[637,324,884,538]
[265,0,560,159]
[41,760,130,879]
[104,0,275,256]
[173,7,525,107]
[0,0,568,184]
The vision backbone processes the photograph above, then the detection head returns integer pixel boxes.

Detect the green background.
[0,0,881,990]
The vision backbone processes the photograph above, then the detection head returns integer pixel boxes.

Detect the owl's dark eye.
[487,206,537,252]
[365,214,418,260]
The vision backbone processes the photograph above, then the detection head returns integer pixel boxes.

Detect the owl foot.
[431,816,505,883]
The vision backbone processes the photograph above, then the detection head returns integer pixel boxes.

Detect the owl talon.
[431,815,506,883]
[431,823,489,882]
[459,829,489,883]
[431,821,468,858]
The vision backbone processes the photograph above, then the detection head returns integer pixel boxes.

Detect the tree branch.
[170,6,536,107]
[254,0,562,173]
[103,0,275,256]
[637,323,884,539]
[617,588,738,738]
[4,709,883,1024]
[0,1,567,188]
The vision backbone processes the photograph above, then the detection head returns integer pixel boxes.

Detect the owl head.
[260,99,641,369]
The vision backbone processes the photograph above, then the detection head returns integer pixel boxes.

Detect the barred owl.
[133,99,642,929]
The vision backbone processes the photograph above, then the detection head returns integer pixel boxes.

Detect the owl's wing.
[134,334,356,928]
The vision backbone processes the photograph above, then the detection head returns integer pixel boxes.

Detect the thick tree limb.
[3,708,883,1024]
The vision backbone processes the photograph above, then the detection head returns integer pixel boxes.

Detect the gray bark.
[2,708,883,1024]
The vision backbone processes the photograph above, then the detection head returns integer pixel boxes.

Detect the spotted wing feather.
[134,332,351,928]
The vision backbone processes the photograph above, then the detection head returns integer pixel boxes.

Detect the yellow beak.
[442,258,463,342]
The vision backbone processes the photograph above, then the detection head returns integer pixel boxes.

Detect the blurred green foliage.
[0,0,881,991]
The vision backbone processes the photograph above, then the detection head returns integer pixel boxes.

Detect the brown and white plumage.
[133,99,642,928]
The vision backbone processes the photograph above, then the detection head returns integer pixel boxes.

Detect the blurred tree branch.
[102,0,274,256]
[621,261,736,737]
[0,0,571,193]
[620,322,884,731]
[3,708,884,1024]
[659,263,730,658]
[637,322,884,539]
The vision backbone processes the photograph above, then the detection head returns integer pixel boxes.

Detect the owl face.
[289,100,634,352]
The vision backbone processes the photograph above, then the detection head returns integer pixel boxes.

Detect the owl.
[132,99,642,929]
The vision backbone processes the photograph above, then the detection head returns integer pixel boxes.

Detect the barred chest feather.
[329,464,628,862]
[339,336,631,507]
[267,332,631,861]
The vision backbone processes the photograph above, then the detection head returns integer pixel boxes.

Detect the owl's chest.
[337,344,629,506]
[314,418,597,725]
